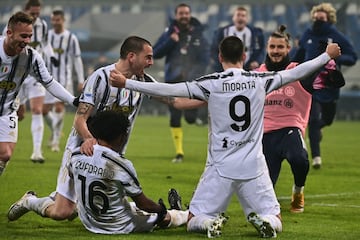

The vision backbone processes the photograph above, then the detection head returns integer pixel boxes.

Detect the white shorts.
[56,129,82,202]
[18,77,46,104]
[189,165,280,218]
[44,91,61,105]
[0,112,18,143]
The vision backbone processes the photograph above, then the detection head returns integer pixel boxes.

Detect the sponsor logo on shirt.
[0,81,16,90]
[221,137,255,148]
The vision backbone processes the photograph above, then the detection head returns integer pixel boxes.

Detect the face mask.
[312,20,326,32]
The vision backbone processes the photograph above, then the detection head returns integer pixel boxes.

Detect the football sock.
[293,185,304,194]
[187,214,212,233]
[26,196,54,217]
[52,111,65,145]
[168,209,189,227]
[44,110,54,132]
[170,127,184,155]
[31,114,44,155]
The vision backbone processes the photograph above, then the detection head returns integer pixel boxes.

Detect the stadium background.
[1,0,359,119]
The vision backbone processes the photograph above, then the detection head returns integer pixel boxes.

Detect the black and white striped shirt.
[0,37,55,116]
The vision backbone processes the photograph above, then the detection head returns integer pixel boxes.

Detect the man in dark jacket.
[292,3,357,169]
[211,6,265,71]
[153,3,209,163]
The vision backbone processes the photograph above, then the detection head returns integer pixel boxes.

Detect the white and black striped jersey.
[67,64,156,154]
[124,53,331,180]
[28,17,49,54]
[69,144,142,234]
[0,37,56,116]
[46,29,84,89]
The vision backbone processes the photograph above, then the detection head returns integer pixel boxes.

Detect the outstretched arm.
[278,43,341,87]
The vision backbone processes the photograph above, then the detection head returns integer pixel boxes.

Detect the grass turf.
[0,113,359,239]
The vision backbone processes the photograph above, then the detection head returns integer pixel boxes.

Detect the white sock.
[262,214,282,233]
[52,111,64,145]
[187,214,213,233]
[168,209,189,227]
[31,114,44,154]
[44,111,54,132]
[293,185,304,194]
[26,196,54,217]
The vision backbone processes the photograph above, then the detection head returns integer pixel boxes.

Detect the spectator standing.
[292,3,357,169]
[153,3,210,163]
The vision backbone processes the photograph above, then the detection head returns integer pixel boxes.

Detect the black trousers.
[308,100,337,158]
[263,127,309,187]
[169,105,198,127]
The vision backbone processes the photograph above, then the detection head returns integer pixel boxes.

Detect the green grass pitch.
[0,113,359,239]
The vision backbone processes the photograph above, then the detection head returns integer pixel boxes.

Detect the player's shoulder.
[143,73,157,82]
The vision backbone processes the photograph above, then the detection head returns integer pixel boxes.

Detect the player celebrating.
[7,36,159,223]
[109,36,341,238]
[43,9,85,152]
[6,0,58,163]
[0,11,76,175]
[71,110,188,233]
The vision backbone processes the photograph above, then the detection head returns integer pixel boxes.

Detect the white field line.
[278,192,360,208]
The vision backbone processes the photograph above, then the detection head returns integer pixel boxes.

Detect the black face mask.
[312,20,326,32]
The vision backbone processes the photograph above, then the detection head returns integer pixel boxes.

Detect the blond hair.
[311,3,337,24]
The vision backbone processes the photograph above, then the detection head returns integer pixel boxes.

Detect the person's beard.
[265,54,290,71]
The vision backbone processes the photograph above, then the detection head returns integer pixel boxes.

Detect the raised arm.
[278,43,341,87]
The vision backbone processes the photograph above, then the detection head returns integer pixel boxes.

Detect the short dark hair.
[88,111,130,143]
[175,3,191,14]
[219,36,244,64]
[52,9,65,18]
[120,36,151,59]
[24,0,42,10]
[7,11,34,30]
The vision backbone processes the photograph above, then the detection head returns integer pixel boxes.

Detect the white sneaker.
[30,153,45,163]
[207,213,229,238]
[312,156,322,169]
[8,191,37,221]
[51,143,60,152]
[247,212,276,238]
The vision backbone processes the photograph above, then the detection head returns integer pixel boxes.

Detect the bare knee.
[0,143,15,163]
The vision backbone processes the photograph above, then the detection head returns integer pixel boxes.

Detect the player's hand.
[326,43,341,59]
[73,96,80,107]
[80,138,97,156]
[110,69,126,88]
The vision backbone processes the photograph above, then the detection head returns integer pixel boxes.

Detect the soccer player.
[152,3,210,163]
[109,36,341,238]
[7,36,159,223]
[71,110,188,233]
[5,0,58,163]
[43,9,85,152]
[292,3,357,169]
[0,11,76,175]
[211,6,265,71]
